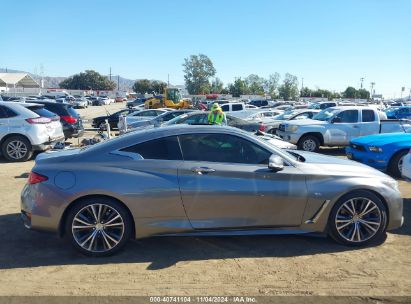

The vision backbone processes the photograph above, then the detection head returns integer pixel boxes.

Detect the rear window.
[232,104,243,111]
[67,106,79,117]
[121,136,182,160]
[27,106,58,118]
[362,110,375,122]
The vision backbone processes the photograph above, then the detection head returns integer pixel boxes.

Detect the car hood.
[282,119,327,126]
[351,133,411,146]
[293,150,390,178]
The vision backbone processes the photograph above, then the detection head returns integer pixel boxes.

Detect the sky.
[1,0,410,98]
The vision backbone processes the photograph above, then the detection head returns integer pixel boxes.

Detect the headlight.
[369,146,383,152]
[287,125,299,132]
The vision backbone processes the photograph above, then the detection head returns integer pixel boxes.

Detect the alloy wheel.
[72,203,125,253]
[6,140,28,160]
[302,139,316,152]
[335,197,382,243]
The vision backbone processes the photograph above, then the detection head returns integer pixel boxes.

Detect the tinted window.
[232,104,243,111]
[179,133,271,165]
[335,110,359,123]
[121,136,182,160]
[67,106,79,117]
[27,106,57,118]
[221,104,229,111]
[0,106,17,118]
[183,114,208,124]
[42,103,67,115]
[362,110,375,122]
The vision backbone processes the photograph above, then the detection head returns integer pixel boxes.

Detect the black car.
[30,101,84,139]
[126,98,147,109]
[92,109,138,130]
[128,109,195,130]
[248,99,270,107]
[164,112,265,132]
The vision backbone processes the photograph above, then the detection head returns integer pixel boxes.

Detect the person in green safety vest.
[208,103,227,125]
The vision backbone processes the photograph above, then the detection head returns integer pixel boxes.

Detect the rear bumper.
[63,125,85,139]
[32,136,65,151]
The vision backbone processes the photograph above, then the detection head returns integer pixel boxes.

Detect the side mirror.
[268,154,284,172]
[331,117,341,123]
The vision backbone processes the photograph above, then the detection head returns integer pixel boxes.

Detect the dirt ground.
[0,103,410,296]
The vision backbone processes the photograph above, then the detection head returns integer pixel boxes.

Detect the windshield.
[308,104,320,109]
[164,114,189,125]
[312,108,339,121]
[273,113,294,120]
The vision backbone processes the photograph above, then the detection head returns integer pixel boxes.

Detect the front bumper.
[276,130,300,144]
[345,147,389,171]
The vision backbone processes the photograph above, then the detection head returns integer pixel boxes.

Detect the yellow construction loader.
[144,88,192,109]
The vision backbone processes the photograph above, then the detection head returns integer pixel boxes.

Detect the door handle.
[191,167,216,175]
[352,126,359,128]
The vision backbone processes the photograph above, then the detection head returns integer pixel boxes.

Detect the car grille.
[350,143,366,151]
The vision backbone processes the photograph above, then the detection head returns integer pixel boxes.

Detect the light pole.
[360,77,364,89]
[370,82,375,100]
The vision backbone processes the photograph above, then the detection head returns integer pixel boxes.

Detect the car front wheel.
[298,135,320,152]
[388,150,407,178]
[328,190,387,246]
[65,198,132,256]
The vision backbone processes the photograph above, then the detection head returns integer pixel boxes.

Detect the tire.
[388,150,408,178]
[1,135,33,162]
[65,197,133,257]
[298,135,320,152]
[328,190,387,246]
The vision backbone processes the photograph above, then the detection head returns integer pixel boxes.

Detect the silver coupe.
[21,125,403,256]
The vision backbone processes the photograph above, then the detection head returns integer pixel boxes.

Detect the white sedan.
[402,149,411,181]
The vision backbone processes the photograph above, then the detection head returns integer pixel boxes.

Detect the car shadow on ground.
[0,212,395,271]
[389,198,410,236]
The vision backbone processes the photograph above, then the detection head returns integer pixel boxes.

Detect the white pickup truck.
[276,106,411,152]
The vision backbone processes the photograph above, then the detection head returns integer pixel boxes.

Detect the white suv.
[0,102,65,162]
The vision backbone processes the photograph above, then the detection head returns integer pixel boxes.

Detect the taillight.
[28,172,48,184]
[259,122,266,132]
[26,117,52,124]
[61,116,78,124]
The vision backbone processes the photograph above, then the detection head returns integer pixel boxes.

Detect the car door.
[359,109,379,136]
[0,106,10,141]
[177,133,308,229]
[328,109,360,145]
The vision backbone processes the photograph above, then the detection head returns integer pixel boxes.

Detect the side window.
[335,110,359,123]
[232,104,243,111]
[262,100,268,106]
[179,133,271,165]
[0,106,7,119]
[362,110,375,122]
[221,104,229,111]
[0,106,16,118]
[120,136,182,160]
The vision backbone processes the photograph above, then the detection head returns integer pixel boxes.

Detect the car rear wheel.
[65,198,132,257]
[1,136,33,162]
[388,150,407,178]
[328,190,387,246]
[298,135,320,152]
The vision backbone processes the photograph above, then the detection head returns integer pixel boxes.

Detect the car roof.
[328,106,375,111]
[0,101,44,108]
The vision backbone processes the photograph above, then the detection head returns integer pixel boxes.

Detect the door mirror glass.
[268,154,284,172]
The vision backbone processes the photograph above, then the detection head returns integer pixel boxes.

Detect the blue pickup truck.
[346,133,411,177]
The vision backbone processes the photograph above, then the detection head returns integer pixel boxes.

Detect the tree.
[343,86,357,98]
[150,80,167,95]
[132,79,151,94]
[266,73,280,97]
[228,78,249,97]
[59,70,116,90]
[210,78,224,94]
[300,87,312,97]
[357,89,370,99]
[245,74,265,95]
[183,54,216,94]
[278,73,299,100]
